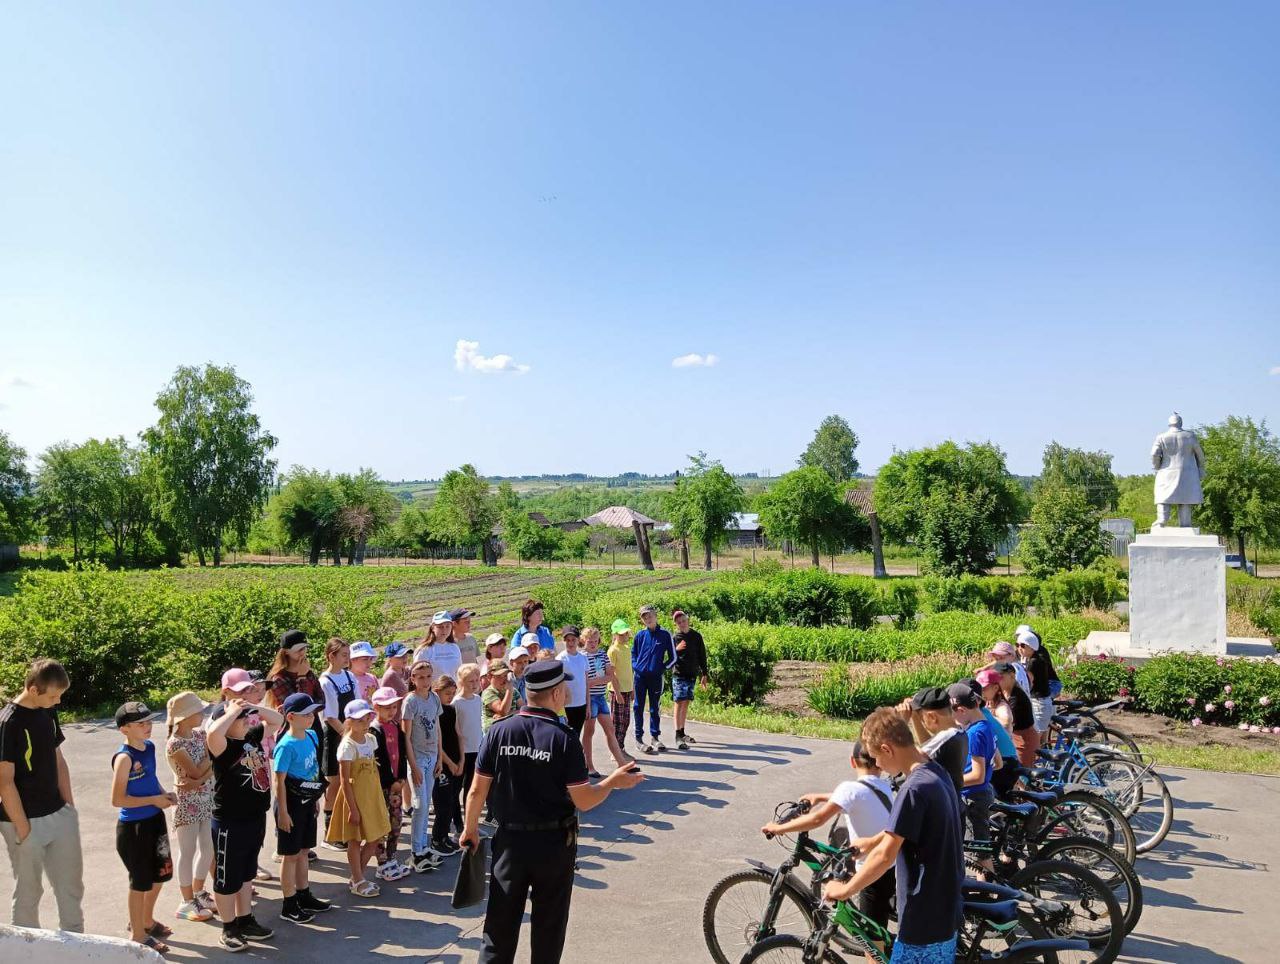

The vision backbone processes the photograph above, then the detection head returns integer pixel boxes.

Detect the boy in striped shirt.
[580,628,631,776]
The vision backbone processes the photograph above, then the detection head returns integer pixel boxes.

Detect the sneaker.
[219,928,248,953]
[654,739,668,753]
[280,904,314,925]
[376,859,412,881]
[175,899,212,922]
[641,740,658,755]
[685,733,698,744]
[676,737,689,751]
[307,849,318,862]
[413,851,443,873]
[433,838,461,856]
[321,839,347,852]
[297,890,332,914]
[195,891,217,915]
[237,916,274,942]
[480,815,499,829]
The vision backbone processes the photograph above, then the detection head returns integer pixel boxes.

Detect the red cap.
[672,610,687,621]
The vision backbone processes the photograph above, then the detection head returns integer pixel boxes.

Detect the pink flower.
[1191,718,1202,727]
[1260,696,1272,707]
[1216,658,1226,667]
[1204,702,1217,713]
[1250,725,1262,733]
[1118,687,1130,697]
[1186,697,1197,706]
[1273,727,1280,735]
[1224,684,1233,695]
[1225,700,1236,710]
[1097,654,1108,661]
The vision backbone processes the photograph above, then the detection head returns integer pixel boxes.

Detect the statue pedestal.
[1128,527,1227,654]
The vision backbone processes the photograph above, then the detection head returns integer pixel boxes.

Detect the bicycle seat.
[964,880,1024,901]
[991,800,1038,819]
[963,899,1019,926]
[1052,714,1081,727]
[1011,788,1059,805]
[1060,726,1093,740]
[1056,699,1086,711]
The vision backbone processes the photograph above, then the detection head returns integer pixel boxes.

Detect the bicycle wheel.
[1012,859,1125,964]
[1079,752,1174,854]
[1094,724,1141,757]
[1035,836,1143,935]
[739,934,849,963]
[959,907,1060,964]
[703,869,817,964]
[1037,791,1137,866]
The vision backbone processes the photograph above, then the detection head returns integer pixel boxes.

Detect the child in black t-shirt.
[110,702,177,955]
[430,675,464,856]
[207,699,275,953]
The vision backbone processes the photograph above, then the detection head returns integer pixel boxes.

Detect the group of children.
[105,599,688,955]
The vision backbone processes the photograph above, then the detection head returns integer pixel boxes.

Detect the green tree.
[666,453,744,570]
[502,509,564,562]
[799,415,860,482]
[429,464,500,565]
[1037,442,1118,511]
[1115,474,1156,533]
[560,528,592,564]
[1196,416,1280,564]
[81,438,152,567]
[36,442,98,560]
[757,466,867,566]
[875,440,1026,575]
[0,430,34,546]
[335,468,399,564]
[270,468,343,564]
[144,364,278,566]
[495,480,521,515]
[1019,484,1110,577]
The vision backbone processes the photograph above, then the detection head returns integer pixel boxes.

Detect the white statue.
[1151,412,1205,527]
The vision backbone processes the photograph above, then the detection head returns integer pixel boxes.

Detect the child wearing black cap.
[111,701,177,955]
[272,693,330,923]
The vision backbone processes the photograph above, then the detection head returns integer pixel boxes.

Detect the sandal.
[349,879,380,898]
[139,935,170,955]
[147,921,174,939]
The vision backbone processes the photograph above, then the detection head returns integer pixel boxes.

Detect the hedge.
[807,655,975,720]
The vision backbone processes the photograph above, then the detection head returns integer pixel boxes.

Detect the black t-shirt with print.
[1007,686,1036,731]
[0,702,66,822]
[212,737,272,821]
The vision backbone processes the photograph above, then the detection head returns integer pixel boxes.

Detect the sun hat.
[525,661,574,692]
[344,699,375,720]
[115,701,157,727]
[349,641,378,660]
[279,629,308,651]
[432,610,454,625]
[220,668,255,694]
[281,692,322,717]
[975,669,1002,689]
[610,618,631,635]
[371,686,404,706]
[166,691,208,726]
[988,641,1016,659]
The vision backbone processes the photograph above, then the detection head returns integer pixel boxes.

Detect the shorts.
[672,676,697,703]
[962,784,995,844]
[1031,696,1055,732]
[276,795,318,857]
[213,814,267,896]
[890,935,958,963]
[115,812,174,892]
[856,867,895,929]
[322,726,341,778]
[587,692,611,718]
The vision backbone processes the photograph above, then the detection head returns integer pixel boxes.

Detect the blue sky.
[2,2,1277,480]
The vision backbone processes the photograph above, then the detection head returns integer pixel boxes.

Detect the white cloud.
[454,339,531,375]
[672,352,719,368]
[1270,366,1280,376]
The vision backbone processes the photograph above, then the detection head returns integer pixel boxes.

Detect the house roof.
[583,506,658,528]
[527,512,552,526]
[844,482,876,516]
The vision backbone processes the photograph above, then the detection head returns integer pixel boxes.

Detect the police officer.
[460,660,644,964]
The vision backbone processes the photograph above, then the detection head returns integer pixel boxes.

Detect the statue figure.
[1151,413,1205,527]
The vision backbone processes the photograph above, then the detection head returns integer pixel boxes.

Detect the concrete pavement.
[13,717,1277,962]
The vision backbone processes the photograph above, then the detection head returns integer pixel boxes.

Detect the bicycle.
[1050,699,1140,755]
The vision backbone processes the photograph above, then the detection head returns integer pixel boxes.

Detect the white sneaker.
[375,859,411,881]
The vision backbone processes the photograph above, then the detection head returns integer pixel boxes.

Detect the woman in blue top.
[111,701,178,955]
[512,599,556,657]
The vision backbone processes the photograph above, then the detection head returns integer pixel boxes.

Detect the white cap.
[506,645,530,665]
[1015,629,1041,651]
[349,640,378,660]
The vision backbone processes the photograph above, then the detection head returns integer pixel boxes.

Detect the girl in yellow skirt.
[324,699,391,897]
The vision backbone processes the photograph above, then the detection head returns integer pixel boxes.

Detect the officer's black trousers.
[480,828,576,964]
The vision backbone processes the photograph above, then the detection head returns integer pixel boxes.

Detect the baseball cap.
[484,632,508,648]
[506,645,530,664]
[220,668,255,694]
[975,668,1002,689]
[279,629,308,651]
[994,661,1017,675]
[988,641,1016,659]
[349,641,378,660]
[910,687,951,711]
[281,692,322,716]
[432,610,454,625]
[345,699,375,720]
[560,625,580,639]
[525,661,574,692]
[115,701,157,727]
[638,604,657,617]
[488,663,511,677]
[166,691,208,726]
[371,686,403,706]
[610,618,631,635]
[948,682,981,709]
[383,641,410,659]
[449,608,476,621]
[671,609,687,621]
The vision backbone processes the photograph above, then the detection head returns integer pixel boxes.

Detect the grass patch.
[1146,744,1280,775]
[682,699,857,742]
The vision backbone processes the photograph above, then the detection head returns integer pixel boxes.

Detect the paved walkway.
[20,717,1277,961]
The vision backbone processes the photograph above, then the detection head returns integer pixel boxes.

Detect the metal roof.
[582,506,658,528]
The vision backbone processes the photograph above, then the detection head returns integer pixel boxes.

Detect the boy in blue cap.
[273,693,331,924]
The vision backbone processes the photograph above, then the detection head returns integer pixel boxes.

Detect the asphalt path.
[14,717,1277,962]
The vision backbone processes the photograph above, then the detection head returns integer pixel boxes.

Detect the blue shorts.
[587,692,611,718]
[672,676,697,703]
[890,936,957,963]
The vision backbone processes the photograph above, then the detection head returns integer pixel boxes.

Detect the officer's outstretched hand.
[603,761,645,790]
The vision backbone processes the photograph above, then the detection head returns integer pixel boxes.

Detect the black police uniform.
[476,702,589,964]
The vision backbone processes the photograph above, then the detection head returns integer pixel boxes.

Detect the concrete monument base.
[1128,527,1227,654]
[1075,630,1277,665]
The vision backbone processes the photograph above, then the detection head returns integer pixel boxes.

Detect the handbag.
[452,836,489,909]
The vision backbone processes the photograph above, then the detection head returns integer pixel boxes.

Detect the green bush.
[1058,655,1135,704]
[1134,653,1280,727]
[806,655,974,719]
[919,569,1124,617]
[887,581,919,629]
[705,632,776,705]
